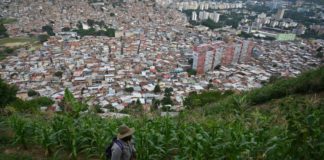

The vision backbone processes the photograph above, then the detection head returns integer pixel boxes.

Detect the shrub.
[0,79,18,108]
[125,87,134,93]
[37,34,50,43]
[27,89,39,97]
[247,67,324,104]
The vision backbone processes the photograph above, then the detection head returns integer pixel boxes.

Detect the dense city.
[0,0,324,160]
[0,0,323,114]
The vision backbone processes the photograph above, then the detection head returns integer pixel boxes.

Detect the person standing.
[111,125,136,160]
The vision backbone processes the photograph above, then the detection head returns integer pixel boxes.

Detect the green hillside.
[0,67,323,159]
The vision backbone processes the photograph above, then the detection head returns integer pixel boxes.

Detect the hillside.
[0,67,323,159]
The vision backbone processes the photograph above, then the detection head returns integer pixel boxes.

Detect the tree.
[316,52,323,58]
[27,89,39,97]
[0,78,18,109]
[61,27,71,32]
[54,71,63,78]
[316,46,323,58]
[214,65,221,70]
[4,47,14,54]
[161,96,173,106]
[105,28,115,37]
[183,91,231,109]
[28,97,54,107]
[201,18,222,29]
[125,87,134,93]
[0,24,8,37]
[98,21,105,27]
[37,34,50,43]
[76,21,83,29]
[62,27,70,32]
[10,96,54,113]
[187,68,196,76]
[154,84,161,93]
[136,98,141,106]
[239,31,253,39]
[93,104,104,113]
[162,87,174,106]
[151,98,160,110]
[87,19,95,28]
[164,87,173,96]
[42,25,55,36]
[110,13,115,17]
[60,88,87,118]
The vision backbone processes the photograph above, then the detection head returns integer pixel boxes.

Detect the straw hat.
[117,125,135,139]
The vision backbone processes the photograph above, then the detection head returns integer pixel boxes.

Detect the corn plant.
[33,120,55,157]
[7,115,32,149]
[4,91,324,159]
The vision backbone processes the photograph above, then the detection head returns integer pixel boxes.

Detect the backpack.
[105,137,124,159]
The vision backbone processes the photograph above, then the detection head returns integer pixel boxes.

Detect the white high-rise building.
[258,13,267,19]
[155,0,173,7]
[192,11,197,21]
[204,3,209,10]
[199,3,205,10]
[209,12,220,23]
[275,8,285,20]
[199,11,209,20]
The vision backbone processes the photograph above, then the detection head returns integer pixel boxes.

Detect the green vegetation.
[0,153,33,160]
[42,25,55,36]
[246,4,273,14]
[184,11,244,29]
[161,87,173,106]
[125,87,134,93]
[153,84,161,93]
[0,47,15,60]
[238,31,277,41]
[0,36,40,60]
[184,90,233,109]
[0,53,5,60]
[300,29,324,40]
[59,88,87,118]
[0,18,17,38]
[0,37,38,47]
[0,78,53,114]
[0,24,8,38]
[284,10,320,27]
[73,20,115,37]
[61,27,71,32]
[54,71,63,78]
[73,28,115,37]
[10,97,54,113]
[246,67,324,104]
[186,68,197,76]
[27,89,39,97]
[0,79,18,109]
[0,18,17,24]
[0,67,323,159]
[37,34,50,43]
[201,18,223,29]
[238,31,254,39]
[316,47,324,58]
[311,0,324,5]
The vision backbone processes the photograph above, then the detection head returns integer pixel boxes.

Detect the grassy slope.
[0,18,17,25]
[1,92,322,160]
[0,37,40,60]
[0,37,38,46]
[0,67,323,159]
